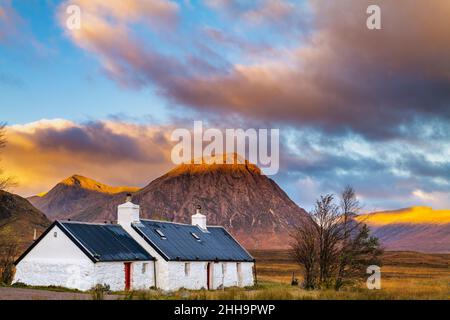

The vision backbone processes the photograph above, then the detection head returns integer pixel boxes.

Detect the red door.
[206,263,211,290]
[124,262,131,291]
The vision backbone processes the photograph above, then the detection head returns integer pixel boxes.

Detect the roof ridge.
[139,219,223,228]
[59,220,117,226]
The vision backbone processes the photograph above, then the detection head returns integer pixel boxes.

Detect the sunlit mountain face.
[58,175,139,195]
[358,207,450,253]
[358,207,450,225]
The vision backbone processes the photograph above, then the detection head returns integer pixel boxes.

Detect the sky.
[1,0,450,212]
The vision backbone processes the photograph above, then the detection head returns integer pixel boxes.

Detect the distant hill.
[28,175,139,220]
[357,207,450,253]
[27,161,308,249]
[0,190,51,252]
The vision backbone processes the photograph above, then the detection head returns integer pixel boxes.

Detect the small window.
[142,263,148,274]
[53,231,57,238]
[155,229,166,239]
[190,232,200,241]
[222,263,227,275]
[185,262,190,276]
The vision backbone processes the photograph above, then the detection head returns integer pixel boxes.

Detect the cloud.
[62,0,179,28]
[4,119,176,196]
[58,0,450,141]
[57,0,183,87]
[3,118,450,211]
[204,0,306,28]
[0,0,24,43]
[168,0,450,139]
[276,127,450,211]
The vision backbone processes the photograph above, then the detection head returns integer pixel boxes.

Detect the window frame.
[142,262,148,274]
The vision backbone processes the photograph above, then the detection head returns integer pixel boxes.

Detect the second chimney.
[191,205,207,231]
[117,193,140,226]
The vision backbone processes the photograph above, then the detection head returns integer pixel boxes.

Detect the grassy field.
[3,250,449,300]
[246,250,450,300]
[118,250,449,300]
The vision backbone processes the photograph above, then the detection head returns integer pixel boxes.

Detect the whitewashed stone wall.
[164,261,254,291]
[208,262,254,289]
[13,259,95,291]
[91,261,155,291]
[167,261,207,291]
[131,261,155,290]
[92,262,125,291]
[222,262,239,287]
[238,262,255,287]
[211,262,223,289]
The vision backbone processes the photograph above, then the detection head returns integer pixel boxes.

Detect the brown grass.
[7,250,448,300]
[250,250,450,300]
[121,250,449,300]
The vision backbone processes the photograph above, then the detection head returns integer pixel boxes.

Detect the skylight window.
[191,232,200,241]
[155,229,166,239]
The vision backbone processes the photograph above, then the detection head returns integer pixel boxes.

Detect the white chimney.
[118,193,140,226]
[191,205,207,231]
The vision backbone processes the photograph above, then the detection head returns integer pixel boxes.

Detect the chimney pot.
[126,193,132,202]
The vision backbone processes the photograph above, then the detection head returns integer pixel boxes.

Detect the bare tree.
[0,123,15,190]
[291,216,318,289]
[333,186,383,290]
[0,236,19,284]
[335,186,361,289]
[291,186,383,290]
[311,194,342,287]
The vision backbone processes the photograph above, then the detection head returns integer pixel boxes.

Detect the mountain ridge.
[28,162,308,249]
[28,174,139,220]
[0,190,51,252]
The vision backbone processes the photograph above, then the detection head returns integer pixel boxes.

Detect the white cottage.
[13,196,255,291]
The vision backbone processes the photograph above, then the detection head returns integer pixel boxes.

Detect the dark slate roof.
[15,221,154,264]
[59,221,154,262]
[132,220,254,262]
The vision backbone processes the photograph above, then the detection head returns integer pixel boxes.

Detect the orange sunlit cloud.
[3,119,176,196]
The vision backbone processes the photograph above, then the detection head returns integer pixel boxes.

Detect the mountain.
[132,162,308,249]
[357,206,450,253]
[30,162,308,249]
[28,175,139,221]
[0,190,51,252]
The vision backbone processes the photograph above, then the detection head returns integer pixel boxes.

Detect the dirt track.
[0,287,121,300]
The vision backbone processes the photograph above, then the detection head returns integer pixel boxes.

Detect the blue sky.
[1,0,450,212]
[1,0,173,124]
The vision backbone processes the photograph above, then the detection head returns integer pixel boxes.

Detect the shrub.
[90,284,110,300]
